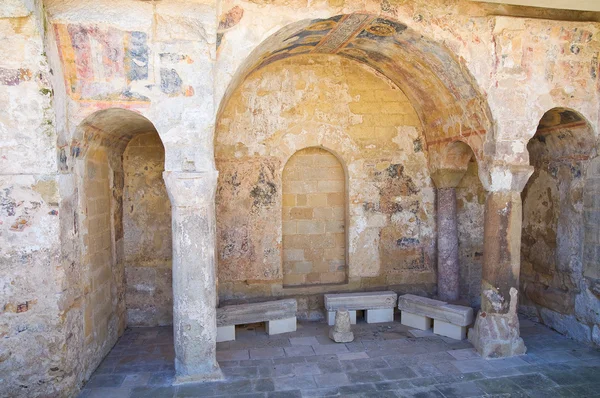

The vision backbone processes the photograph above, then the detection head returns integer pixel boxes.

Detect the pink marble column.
[437,187,459,302]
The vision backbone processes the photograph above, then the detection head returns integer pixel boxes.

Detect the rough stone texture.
[324,291,397,311]
[329,309,354,343]
[520,111,600,346]
[456,160,486,307]
[470,182,531,358]
[282,147,346,286]
[469,288,527,358]
[437,187,460,302]
[216,54,436,302]
[123,132,172,327]
[3,0,600,396]
[397,294,474,326]
[216,299,297,327]
[164,171,222,384]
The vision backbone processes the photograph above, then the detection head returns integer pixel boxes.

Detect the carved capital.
[478,163,534,193]
[163,171,218,208]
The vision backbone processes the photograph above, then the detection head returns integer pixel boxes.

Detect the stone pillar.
[431,169,465,302]
[437,187,459,302]
[468,165,533,358]
[164,171,222,384]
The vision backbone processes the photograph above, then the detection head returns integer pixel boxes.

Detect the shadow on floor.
[79,317,600,397]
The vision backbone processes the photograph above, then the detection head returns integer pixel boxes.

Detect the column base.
[174,368,224,385]
[328,311,356,326]
[468,310,526,358]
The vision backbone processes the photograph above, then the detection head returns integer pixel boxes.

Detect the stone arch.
[521,107,599,337]
[216,13,494,166]
[215,52,437,307]
[281,146,348,287]
[66,108,171,379]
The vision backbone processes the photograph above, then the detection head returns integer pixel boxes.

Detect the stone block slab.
[434,319,466,340]
[401,311,432,331]
[217,299,297,327]
[324,291,397,311]
[397,294,473,326]
[217,325,235,342]
[365,308,394,324]
[266,317,297,335]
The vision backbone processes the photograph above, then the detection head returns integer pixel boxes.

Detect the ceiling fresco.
[220,14,493,161]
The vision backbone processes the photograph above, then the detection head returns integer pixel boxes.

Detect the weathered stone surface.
[164,171,222,384]
[217,299,297,327]
[397,294,473,326]
[329,309,354,343]
[4,1,600,397]
[469,288,527,358]
[539,308,592,343]
[325,291,397,311]
[437,187,460,302]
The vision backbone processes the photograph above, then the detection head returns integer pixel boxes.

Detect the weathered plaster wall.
[0,2,69,397]
[520,114,600,345]
[489,18,600,167]
[123,132,172,327]
[215,54,437,316]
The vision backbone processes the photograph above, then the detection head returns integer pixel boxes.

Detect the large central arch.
[217,13,494,165]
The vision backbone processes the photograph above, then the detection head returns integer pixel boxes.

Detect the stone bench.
[324,291,397,325]
[216,298,297,342]
[397,294,474,340]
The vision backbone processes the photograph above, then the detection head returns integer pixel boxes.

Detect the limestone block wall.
[81,148,123,356]
[123,132,172,326]
[216,54,438,315]
[282,147,346,286]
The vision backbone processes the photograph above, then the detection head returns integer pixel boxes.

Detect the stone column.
[468,165,533,358]
[164,171,222,384]
[431,169,465,302]
[437,187,459,301]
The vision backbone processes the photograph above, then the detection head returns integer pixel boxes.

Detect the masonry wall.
[520,121,600,345]
[456,159,486,307]
[0,3,70,397]
[215,54,438,317]
[81,147,124,365]
[282,147,346,287]
[123,132,173,326]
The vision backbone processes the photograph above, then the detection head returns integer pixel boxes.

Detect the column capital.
[478,163,533,193]
[430,168,467,188]
[163,170,218,208]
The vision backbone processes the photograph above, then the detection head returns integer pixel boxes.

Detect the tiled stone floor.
[79,316,600,397]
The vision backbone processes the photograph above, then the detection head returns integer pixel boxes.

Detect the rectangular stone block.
[365,308,394,324]
[217,299,297,327]
[433,319,466,340]
[266,317,297,335]
[328,310,356,326]
[397,294,473,327]
[324,291,397,312]
[217,325,235,342]
[401,311,432,331]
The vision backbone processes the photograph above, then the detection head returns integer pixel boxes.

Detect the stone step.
[397,294,473,327]
[216,298,297,327]
[324,291,398,311]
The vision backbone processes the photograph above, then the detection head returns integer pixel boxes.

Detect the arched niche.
[67,108,172,378]
[216,13,493,168]
[521,107,597,317]
[281,147,348,287]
